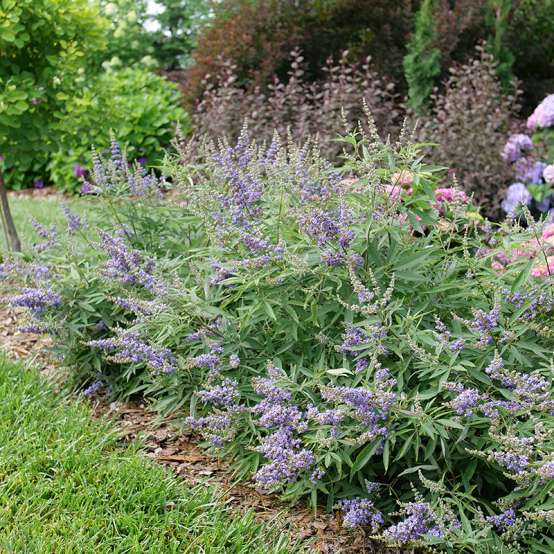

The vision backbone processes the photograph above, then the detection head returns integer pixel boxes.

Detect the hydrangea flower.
[527,93,554,130]
[501,183,531,216]
[501,134,533,163]
[543,164,554,184]
[515,159,546,184]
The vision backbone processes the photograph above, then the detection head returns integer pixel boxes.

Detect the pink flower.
[435,188,468,203]
[512,247,536,259]
[384,184,412,202]
[527,94,554,130]
[542,224,554,241]
[391,170,414,188]
[531,257,554,278]
[527,112,538,131]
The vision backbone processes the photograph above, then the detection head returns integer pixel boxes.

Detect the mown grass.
[2,194,93,254]
[0,356,299,553]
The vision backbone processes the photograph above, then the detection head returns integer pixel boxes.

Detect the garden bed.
[0,304,402,553]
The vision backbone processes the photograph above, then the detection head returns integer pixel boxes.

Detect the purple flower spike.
[339,498,384,532]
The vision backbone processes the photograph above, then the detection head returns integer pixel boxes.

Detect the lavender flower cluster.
[31,219,58,252]
[251,365,316,488]
[10,287,61,315]
[99,231,159,291]
[336,322,388,371]
[298,203,355,267]
[339,498,384,531]
[81,140,164,197]
[383,502,448,543]
[321,379,396,441]
[88,330,176,373]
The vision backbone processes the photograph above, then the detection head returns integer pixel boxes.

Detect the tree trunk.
[0,169,21,252]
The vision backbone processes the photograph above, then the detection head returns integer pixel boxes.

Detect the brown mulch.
[0,304,408,553]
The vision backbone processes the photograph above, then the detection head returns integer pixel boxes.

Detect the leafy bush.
[5,123,554,551]
[98,0,211,71]
[186,0,417,105]
[98,0,157,69]
[0,0,107,188]
[418,46,520,219]
[0,0,192,192]
[193,49,400,159]
[49,69,189,192]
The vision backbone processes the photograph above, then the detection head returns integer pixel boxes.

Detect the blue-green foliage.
[4,126,554,551]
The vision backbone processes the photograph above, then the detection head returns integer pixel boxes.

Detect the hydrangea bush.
[49,69,189,192]
[3,124,554,551]
[502,93,554,218]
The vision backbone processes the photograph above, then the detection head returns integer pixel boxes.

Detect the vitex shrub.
[4,119,554,551]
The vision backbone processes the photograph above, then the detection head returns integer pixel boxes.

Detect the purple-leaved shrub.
[193,49,400,160]
[417,45,521,220]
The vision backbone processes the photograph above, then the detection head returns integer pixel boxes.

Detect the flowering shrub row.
[3,123,554,551]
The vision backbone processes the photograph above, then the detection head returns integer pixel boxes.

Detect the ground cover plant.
[3,120,554,552]
[0,355,297,553]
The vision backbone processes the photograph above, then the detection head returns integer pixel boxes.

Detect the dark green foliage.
[508,0,554,109]
[187,0,416,104]
[487,0,515,93]
[150,0,212,70]
[404,0,442,114]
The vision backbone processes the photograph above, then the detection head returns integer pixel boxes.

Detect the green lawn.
[0,356,299,553]
[2,194,92,254]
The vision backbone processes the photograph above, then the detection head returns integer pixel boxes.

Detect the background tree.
[403,0,442,114]
[150,0,213,70]
[0,0,107,188]
[487,0,515,93]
